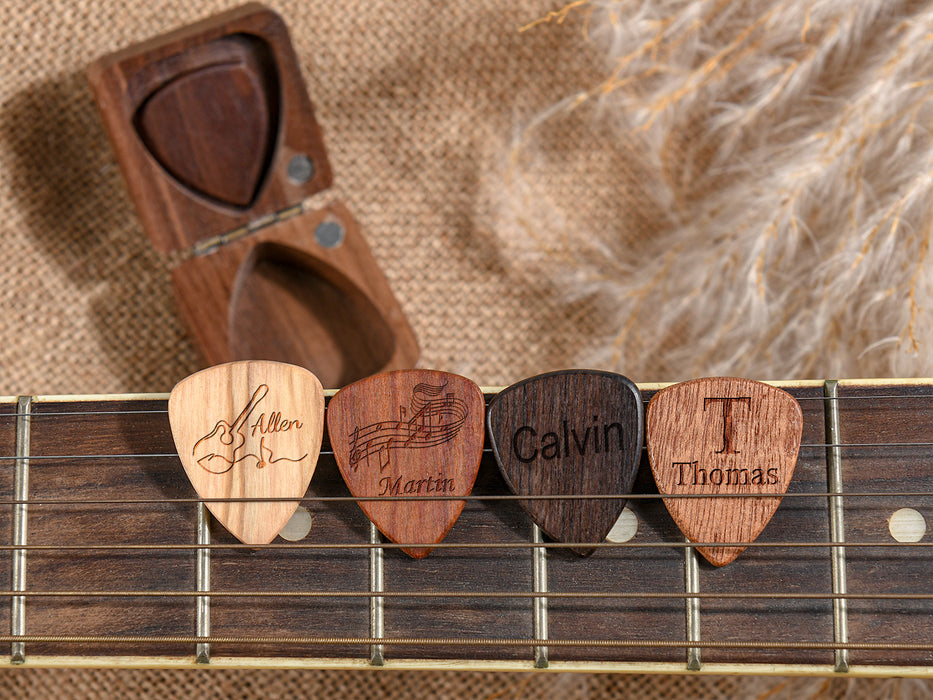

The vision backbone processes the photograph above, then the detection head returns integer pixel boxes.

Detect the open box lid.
[88,3,333,254]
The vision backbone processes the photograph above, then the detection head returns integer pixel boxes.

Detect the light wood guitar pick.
[646,377,803,566]
[168,361,324,545]
[487,370,643,556]
[327,369,485,558]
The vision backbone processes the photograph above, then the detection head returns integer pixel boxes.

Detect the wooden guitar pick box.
[88,3,418,388]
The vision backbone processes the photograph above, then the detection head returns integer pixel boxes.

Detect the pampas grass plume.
[494,0,933,381]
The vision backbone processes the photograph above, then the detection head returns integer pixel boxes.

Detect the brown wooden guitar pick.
[169,360,324,545]
[646,377,803,566]
[487,370,643,556]
[327,369,485,558]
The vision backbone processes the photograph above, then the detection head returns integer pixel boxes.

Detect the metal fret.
[369,522,385,666]
[11,396,31,663]
[195,503,211,664]
[824,380,849,673]
[532,524,548,668]
[684,544,701,671]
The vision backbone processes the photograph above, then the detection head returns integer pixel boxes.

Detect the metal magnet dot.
[287,154,315,184]
[315,220,345,249]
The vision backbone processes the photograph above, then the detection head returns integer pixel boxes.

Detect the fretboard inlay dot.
[278,506,314,541]
[888,507,926,543]
[605,507,638,543]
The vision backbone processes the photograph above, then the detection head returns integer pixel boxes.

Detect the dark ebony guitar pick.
[487,370,643,556]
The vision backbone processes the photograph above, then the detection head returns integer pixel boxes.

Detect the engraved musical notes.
[169,361,324,545]
[646,377,803,566]
[327,370,485,558]
[347,382,469,473]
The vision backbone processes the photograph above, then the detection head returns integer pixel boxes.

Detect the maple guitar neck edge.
[0,378,932,676]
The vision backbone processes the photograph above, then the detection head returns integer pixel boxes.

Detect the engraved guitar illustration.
[192,384,307,474]
[347,382,469,472]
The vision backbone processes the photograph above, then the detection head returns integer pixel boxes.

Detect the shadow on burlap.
[0,0,616,396]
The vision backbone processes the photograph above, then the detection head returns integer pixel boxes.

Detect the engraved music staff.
[347,382,469,472]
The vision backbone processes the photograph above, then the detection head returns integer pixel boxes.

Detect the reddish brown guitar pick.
[646,377,803,566]
[487,370,643,556]
[169,361,325,545]
[327,369,485,558]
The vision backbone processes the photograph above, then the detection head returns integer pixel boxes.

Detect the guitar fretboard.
[0,380,932,676]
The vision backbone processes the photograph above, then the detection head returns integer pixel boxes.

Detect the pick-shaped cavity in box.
[134,35,280,209]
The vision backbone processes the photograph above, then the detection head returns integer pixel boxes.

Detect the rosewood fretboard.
[0,380,931,676]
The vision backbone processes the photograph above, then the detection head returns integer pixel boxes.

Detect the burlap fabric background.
[0,0,612,397]
[0,0,927,697]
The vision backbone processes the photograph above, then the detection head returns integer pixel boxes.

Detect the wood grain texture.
[134,35,277,209]
[27,399,194,658]
[487,370,643,556]
[546,453,687,664]
[170,203,419,389]
[9,382,933,672]
[208,453,370,660]
[3,390,821,667]
[168,360,324,545]
[87,3,332,252]
[87,6,420,387]
[381,462,534,661]
[697,385,832,665]
[327,370,485,558]
[0,403,14,646]
[836,382,933,667]
[647,377,803,566]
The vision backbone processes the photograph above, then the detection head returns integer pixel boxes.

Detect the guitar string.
[2,537,928,655]
[0,397,920,512]
[0,389,928,457]
[0,633,929,652]
[9,516,926,648]
[8,382,933,415]
[1,486,921,646]
[1,590,931,601]
[0,440,928,462]
[0,540,929,550]
[0,490,925,505]
[0,446,925,501]
[5,390,933,418]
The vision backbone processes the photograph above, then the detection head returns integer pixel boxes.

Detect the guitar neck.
[0,379,931,676]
